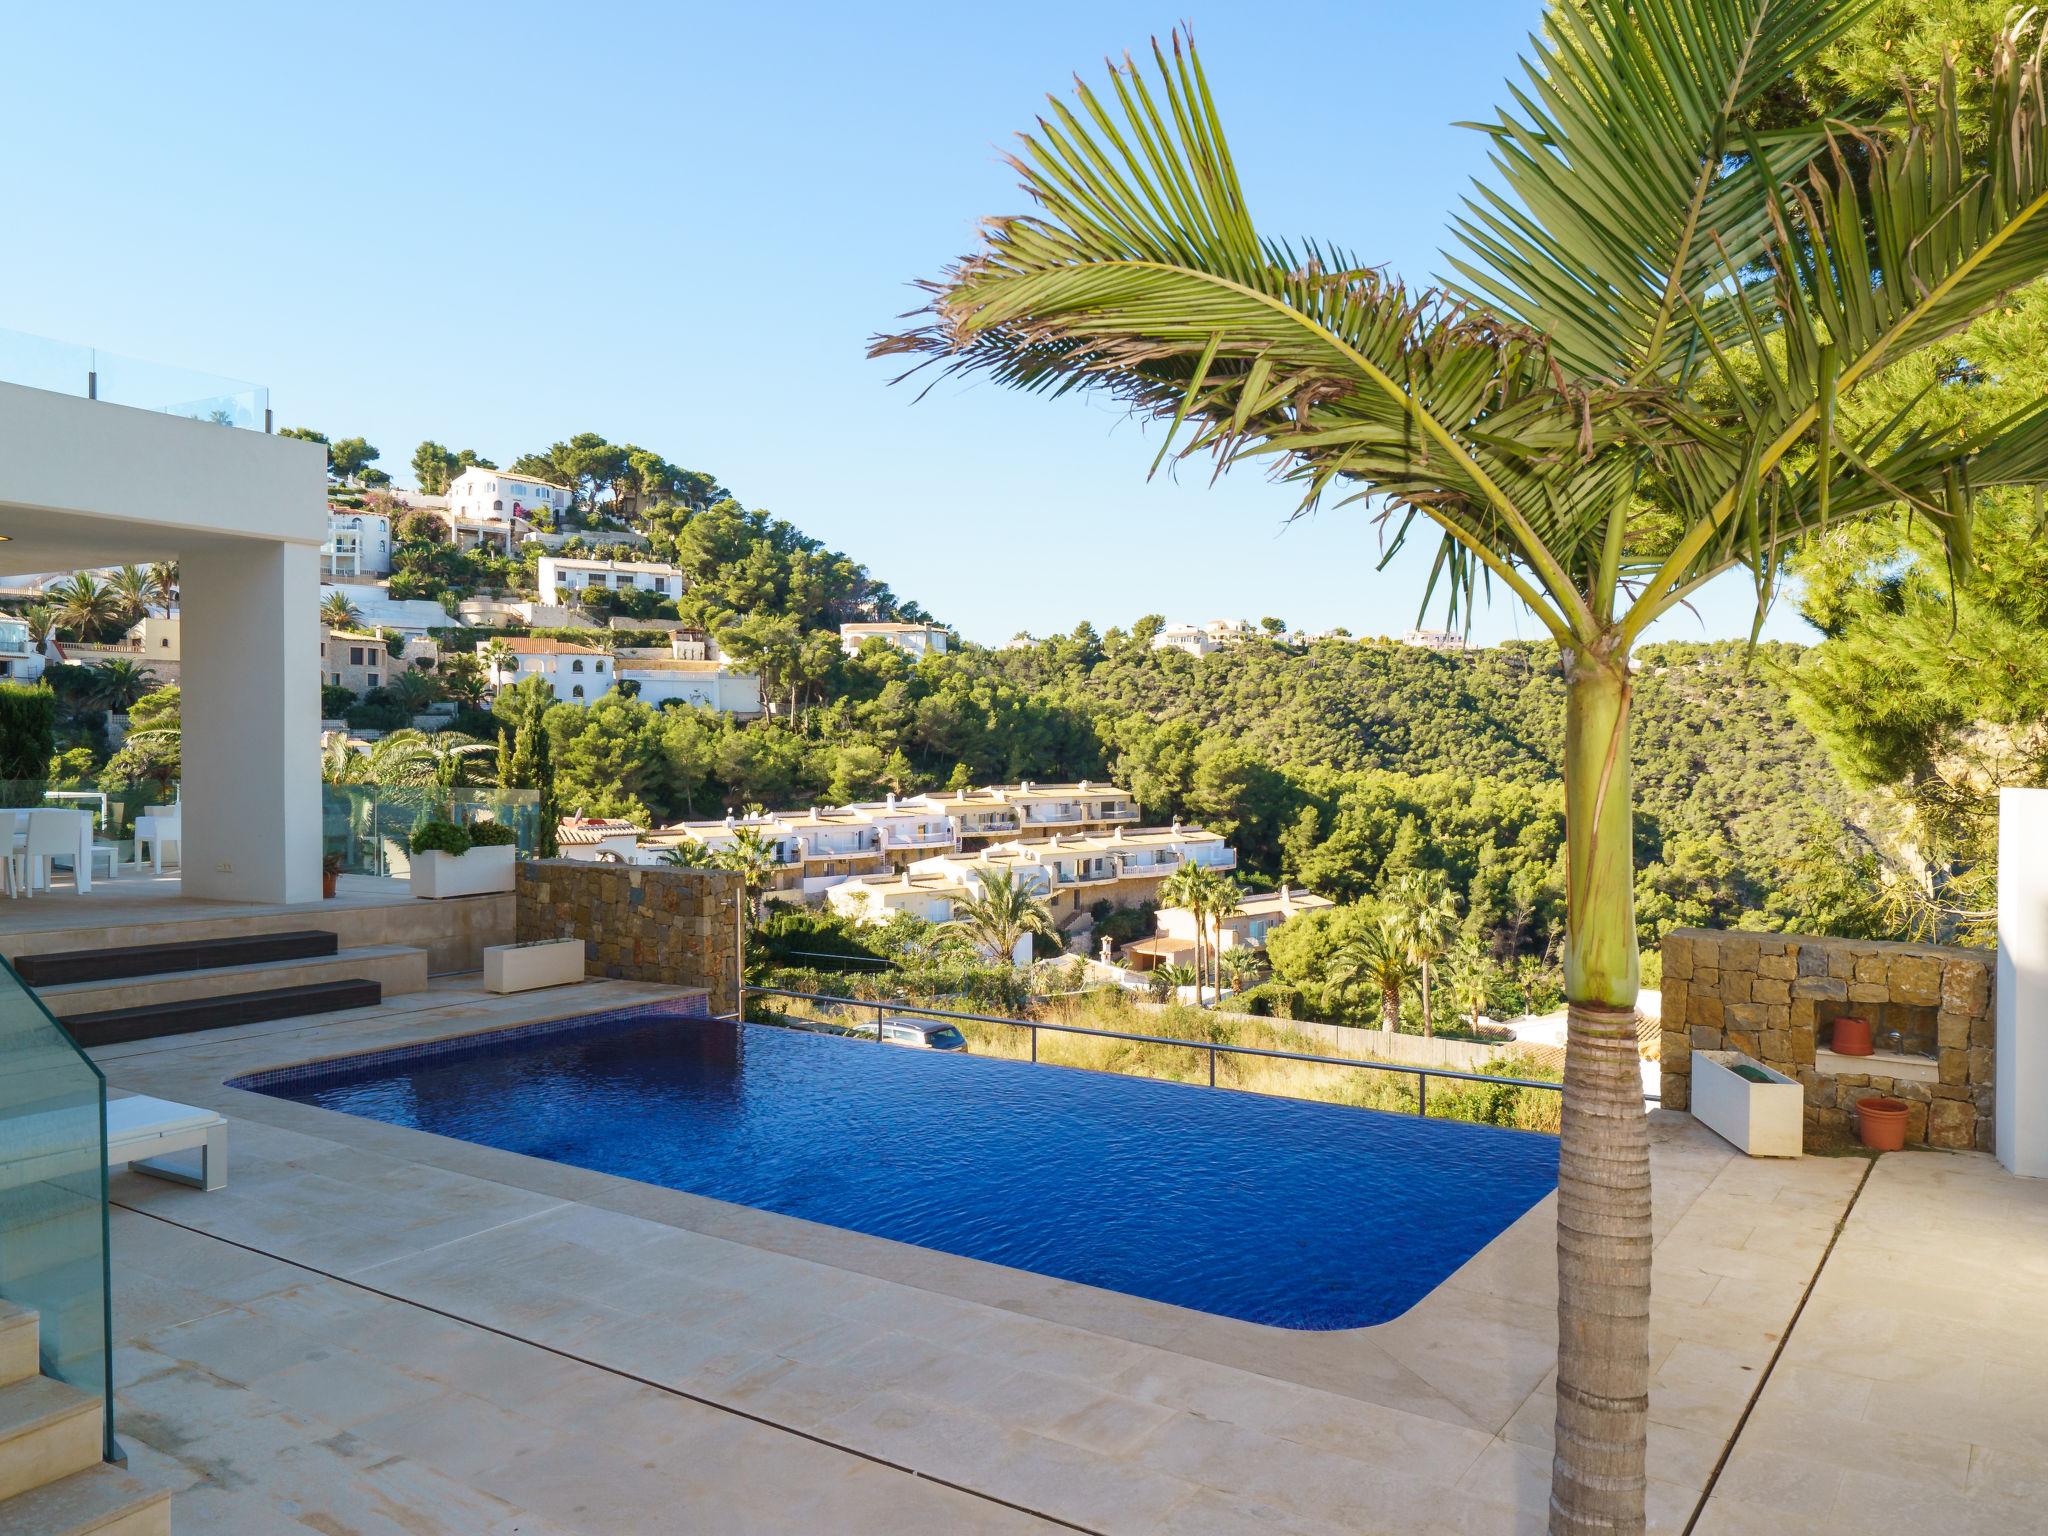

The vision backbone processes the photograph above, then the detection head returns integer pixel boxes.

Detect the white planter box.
[1692,1049,1804,1158]
[483,938,585,994]
[409,843,516,900]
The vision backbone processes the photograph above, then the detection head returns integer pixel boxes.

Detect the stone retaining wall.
[515,860,742,1017]
[1660,928,1995,1152]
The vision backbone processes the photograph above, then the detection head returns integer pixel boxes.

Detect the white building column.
[1997,787,2048,1178]
[177,540,322,903]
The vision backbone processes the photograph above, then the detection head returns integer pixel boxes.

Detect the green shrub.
[320,683,356,717]
[463,818,518,848]
[1235,981,1305,1019]
[409,819,471,856]
[757,908,887,970]
[0,684,57,800]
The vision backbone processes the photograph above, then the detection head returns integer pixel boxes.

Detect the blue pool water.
[235,1004,1558,1329]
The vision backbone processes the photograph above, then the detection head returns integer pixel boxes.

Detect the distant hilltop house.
[839,621,952,659]
[1152,618,1256,657]
[555,817,644,863]
[319,628,394,693]
[536,555,686,608]
[50,613,183,682]
[454,595,581,629]
[320,506,392,579]
[443,467,572,552]
[1400,628,1469,653]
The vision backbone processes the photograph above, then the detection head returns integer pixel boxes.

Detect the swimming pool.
[233,1003,1558,1329]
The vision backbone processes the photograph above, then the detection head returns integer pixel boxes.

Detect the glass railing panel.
[0,326,268,430]
[322,784,543,877]
[0,956,112,1460]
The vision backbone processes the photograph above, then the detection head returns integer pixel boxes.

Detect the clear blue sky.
[7,1,1814,649]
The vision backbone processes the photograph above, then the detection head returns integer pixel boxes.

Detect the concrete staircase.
[0,1302,168,1536]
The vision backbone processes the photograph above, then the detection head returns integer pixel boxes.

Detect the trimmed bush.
[408,819,471,856]
[464,818,518,848]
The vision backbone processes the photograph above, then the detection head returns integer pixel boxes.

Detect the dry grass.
[754,988,1561,1133]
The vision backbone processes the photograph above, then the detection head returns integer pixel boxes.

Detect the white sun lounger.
[106,1096,227,1192]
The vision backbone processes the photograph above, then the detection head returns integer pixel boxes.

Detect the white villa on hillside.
[480,637,612,701]
[1401,628,1469,652]
[321,506,392,578]
[555,817,644,863]
[1157,884,1333,955]
[319,583,452,639]
[0,616,44,683]
[444,467,571,552]
[537,555,686,607]
[839,621,952,658]
[1152,618,1255,657]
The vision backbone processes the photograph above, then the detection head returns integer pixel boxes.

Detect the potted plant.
[408,816,519,900]
[322,850,345,900]
[1690,1049,1804,1158]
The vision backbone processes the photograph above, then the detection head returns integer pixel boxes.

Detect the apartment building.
[910,781,1139,848]
[479,637,612,701]
[321,507,392,578]
[826,820,1236,931]
[444,467,571,552]
[537,556,686,607]
[607,629,762,716]
[839,621,952,659]
[320,628,389,693]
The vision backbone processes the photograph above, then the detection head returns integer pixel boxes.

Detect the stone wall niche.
[1660,928,1995,1153]
[514,860,744,1017]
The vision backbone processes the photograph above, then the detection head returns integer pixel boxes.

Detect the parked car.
[865,1016,970,1052]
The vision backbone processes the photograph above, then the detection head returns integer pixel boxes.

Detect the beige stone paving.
[93,981,1871,1533]
[1695,1147,2048,1536]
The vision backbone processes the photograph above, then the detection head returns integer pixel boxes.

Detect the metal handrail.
[741,984,1563,1112]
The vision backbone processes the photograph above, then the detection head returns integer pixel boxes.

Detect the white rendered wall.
[180,541,323,903]
[1997,787,2048,1177]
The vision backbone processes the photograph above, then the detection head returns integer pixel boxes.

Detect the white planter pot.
[483,938,584,993]
[1691,1049,1804,1158]
[409,844,516,900]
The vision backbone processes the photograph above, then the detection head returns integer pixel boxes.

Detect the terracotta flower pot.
[1856,1096,1910,1152]
[322,870,341,899]
[1830,1015,1874,1056]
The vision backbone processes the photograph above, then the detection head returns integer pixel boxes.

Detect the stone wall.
[1660,928,1995,1152]
[515,860,742,1017]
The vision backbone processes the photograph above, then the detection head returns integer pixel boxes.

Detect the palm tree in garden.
[944,866,1055,967]
[50,574,123,642]
[1202,876,1243,1000]
[320,591,363,630]
[1447,955,1496,1038]
[872,9,2048,1524]
[1157,862,1215,1003]
[145,561,178,617]
[89,659,158,712]
[108,565,152,624]
[22,605,54,650]
[1389,871,1460,1038]
[1217,944,1263,997]
[481,638,515,686]
[1327,914,1412,1034]
[387,668,440,715]
[710,824,786,928]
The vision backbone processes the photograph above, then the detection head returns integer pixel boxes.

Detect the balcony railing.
[0,325,268,431]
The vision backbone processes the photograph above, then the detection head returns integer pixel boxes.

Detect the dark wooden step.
[13,930,338,988]
[64,979,382,1047]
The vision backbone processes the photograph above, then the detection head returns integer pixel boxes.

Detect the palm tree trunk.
[1380,983,1398,1034]
[1421,959,1434,1039]
[1551,649,1650,1536]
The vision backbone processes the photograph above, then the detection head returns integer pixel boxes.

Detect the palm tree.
[944,866,1054,967]
[22,605,54,650]
[1203,876,1243,1001]
[1447,957,1495,1039]
[108,565,153,625]
[1217,945,1263,997]
[49,574,123,642]
[873,12,2048,1526]
[710,824,786,927]
[360,730,495,789]
[1157,862,1214,1004]
[1327,914,1412,1034]
[1388,872,1460,1039]
[387,668,440,715]
[1148,962,1197,1001]
[90,659,158,712]
[145,561,179,617]
[661,839,712,868]
[321,735,371,784]
[480,639,515,685]
[437,655,489,708]
[320,590,363,630]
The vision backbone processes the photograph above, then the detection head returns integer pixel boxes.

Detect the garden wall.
[515,860,743,1017]
[1177,1006,1522,1071]
[1660,928,1995,1152]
